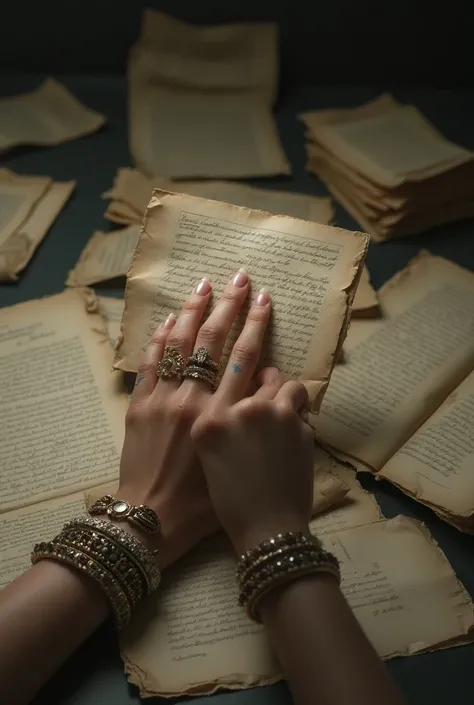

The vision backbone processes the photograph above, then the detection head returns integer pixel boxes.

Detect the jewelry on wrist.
[87,495,161,535]
[237,531,340,622]
[31,517,162,629]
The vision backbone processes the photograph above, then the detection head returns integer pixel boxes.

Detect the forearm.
[0,561,110,705]
[260,575,405,705]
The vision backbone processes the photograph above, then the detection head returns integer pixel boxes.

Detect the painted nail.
[195,278,211,296]
[232,268,248,288]
[163,312,176,329]
[256,288,270,306]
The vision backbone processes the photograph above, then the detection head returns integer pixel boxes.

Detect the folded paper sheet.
[313,251,474,528]
[0,289,128,515]
[115,190,368,409]
[301,94,474,240]
[103,168,334,227]
[0,168,74,280]
[122,507,473,697]
[66,225,140,286]
[0,78,106,153]
[128,10,289,178]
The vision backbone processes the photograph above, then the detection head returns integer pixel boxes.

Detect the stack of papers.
[128,10,290,179]
[300,94,474,241]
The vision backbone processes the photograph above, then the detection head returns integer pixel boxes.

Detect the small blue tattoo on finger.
[232,363,243,374]
[135,374,146,388]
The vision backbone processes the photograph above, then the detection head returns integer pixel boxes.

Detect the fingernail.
[232,268,248,288]
[163,312,176,329]
[195,278,211,296]
[256,288,270,306]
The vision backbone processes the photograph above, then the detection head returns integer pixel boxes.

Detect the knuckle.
[247,306,269,323]
[197,322,223,347]
[191,411,225,443]
[150,328,167,345]
[125,403,145,428]
[220,289,240,304]
[173,395,199,427]
[275,400,296,422]
[137,360,156,377]
[165,331,187,350]
[182,298,204,314]
[232,340,258,365]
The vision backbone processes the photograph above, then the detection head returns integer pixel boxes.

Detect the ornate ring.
[88,496,161,535]
[182,365,218,391]
[182,347,220,390]
[156,346,185,380]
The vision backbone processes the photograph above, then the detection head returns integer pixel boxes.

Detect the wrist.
[233,520,311,556]
[259,571,341,624]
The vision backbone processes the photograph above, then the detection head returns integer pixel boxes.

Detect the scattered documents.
[0,78,106,153]
[0,168,74,280]
[103,168,334,227]
[300,94,474,240]
[98,296,125,346]
[66,225,140,286]
[313,251,474,529]
[114,190,369,409]
[128,10,290,178]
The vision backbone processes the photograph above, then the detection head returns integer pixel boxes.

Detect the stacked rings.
[156,347,186,380]
[182,346,220,390]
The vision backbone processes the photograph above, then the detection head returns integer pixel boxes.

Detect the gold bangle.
[31,541,131,629]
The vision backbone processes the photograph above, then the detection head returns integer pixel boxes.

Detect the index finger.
[213,288,271,406]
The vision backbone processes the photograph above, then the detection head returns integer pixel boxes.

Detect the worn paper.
[0,78,106,153]
[104,168,334,226]
[0,289,128,513]
[115,190,368,409]
[313,252,474,471]
[0,169,75,280]
[98,296,125,347]
[352,266,379,316]
[123,515,472,697]
[66,225,140,286]
[128,10,289,179]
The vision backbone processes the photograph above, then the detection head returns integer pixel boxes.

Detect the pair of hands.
[118,269,314,568]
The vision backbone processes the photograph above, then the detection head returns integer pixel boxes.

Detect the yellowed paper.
[0,170,75,280]
[352,266,379,316]
[0,493,88,588]
[313,252,474,469]
[98,296,125,347]
[115,190,368,409]
[0,78,106,153]
[301,95,472,188]
[123,516,472,697]
[66,225,140,286]
[380,368,474,521]
[128,10,289,179]
[0,289,128,513]
[104,168,334,226]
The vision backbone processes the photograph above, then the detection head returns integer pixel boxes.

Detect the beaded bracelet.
[237,531,340,622]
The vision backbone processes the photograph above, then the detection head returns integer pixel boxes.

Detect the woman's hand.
[191,294,314,556]
[118,269,257,567]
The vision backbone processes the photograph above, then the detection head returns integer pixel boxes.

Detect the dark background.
[2,2,474,704]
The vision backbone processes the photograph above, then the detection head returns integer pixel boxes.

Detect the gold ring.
[156,346,185,380]
[188,347,220,374]
[182,365,218,391]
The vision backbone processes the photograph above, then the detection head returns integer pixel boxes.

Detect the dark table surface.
[2,75,474,705]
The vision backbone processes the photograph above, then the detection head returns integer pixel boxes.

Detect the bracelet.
[88,495,161,535]
[31,517,162,629]
[31,541,131,628]
[237,531,340,623]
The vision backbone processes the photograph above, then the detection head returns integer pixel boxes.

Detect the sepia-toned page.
[0,170,51,246]
[0,492,88,589]
[380,368,474,520]
[66,225,140,286]
[98,296,125,347]
[129,86,290,180]
[352,266,379,316]
[0,289,128,513]
[0,78,106,153]
[312,252,474,469]
[308,104,472,188]
[115,190,368,408]
[122,515,472,697]
[104,168,333,225]
[0,179,75,280]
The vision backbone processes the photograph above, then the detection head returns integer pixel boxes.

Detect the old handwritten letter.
[98,296,125,347]
[0,289,128,513]
[103,168,334,226]
[66,225,140,286]
[128,10,289,178]
[115,190,368,408]
[123,515,472,697]
[0,169,75,280]
[0,78,106,153]
[311,251,474,527]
